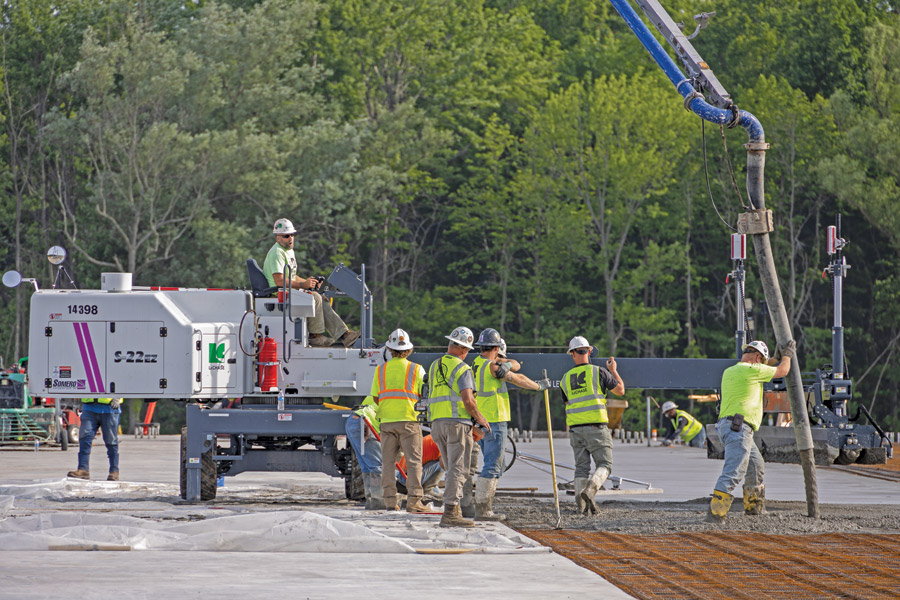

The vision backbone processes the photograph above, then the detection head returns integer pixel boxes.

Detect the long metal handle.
[542,368,561,528]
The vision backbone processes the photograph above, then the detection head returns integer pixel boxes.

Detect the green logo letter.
[209,342,225,364]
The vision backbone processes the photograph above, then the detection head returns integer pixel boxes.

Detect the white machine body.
[27,283,382,399]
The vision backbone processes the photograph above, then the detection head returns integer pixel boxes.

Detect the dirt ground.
[497,496,900,535]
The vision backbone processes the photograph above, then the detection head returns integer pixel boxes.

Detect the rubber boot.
[406,496,430,514]
[706,490,734,523]
[67,469,89,480]
[574,477,588,513]
[743,485,766,515]
[363,473,386,510]
[460,476,476,518]
[580,466,610,515]
[439,503,475,528]
[474,478,505,521]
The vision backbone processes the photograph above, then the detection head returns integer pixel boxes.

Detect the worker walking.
[660,401,706,448]
[263,218,360,348]
[345,395,384,509]
[560,337,625,515]
[472,328,550,521]
[66,398,122,481]
[371,328,429,513]
[427,327,492,527]
[708,340,794,522]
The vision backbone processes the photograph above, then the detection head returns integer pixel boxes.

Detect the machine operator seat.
[246,259,278,298]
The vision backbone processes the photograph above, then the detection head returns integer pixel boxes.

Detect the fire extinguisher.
[258,327,278,392]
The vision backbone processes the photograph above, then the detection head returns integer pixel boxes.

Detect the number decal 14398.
[68,304,98,315]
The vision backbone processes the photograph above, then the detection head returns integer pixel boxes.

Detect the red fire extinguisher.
[258,334,278,391]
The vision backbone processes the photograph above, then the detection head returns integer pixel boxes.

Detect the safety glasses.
[574,348,591,355]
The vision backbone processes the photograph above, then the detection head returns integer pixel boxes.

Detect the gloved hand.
[661,439,673,447]
[779,340,797,359]
[110,398,121,410]
[536,378,551,392]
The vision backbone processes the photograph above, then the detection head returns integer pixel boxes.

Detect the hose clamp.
[683,91,704,111]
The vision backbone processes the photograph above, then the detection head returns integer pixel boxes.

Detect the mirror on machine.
[2,271,22,288]
[47,246,67,265]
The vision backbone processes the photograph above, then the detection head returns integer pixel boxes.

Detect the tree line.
[2,0,898,433]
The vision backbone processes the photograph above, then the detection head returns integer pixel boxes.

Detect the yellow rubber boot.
[706,490,733,523]
[743,485,766,515]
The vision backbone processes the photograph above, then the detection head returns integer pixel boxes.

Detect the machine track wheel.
[180,426,217,501]
[67,425,79,444]
[344,451,365,501]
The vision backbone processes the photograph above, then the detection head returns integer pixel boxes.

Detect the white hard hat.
[498,338,507,358]
[446,326,475,350]
[661,401,677,413]
[567,336,591,354]
[742,340,769,361]
[386,328,414,351]
[273,218,296,235]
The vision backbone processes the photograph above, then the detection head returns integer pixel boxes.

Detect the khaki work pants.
[431,419,473,507]
[308,291,349,338]
[380,421,423,503]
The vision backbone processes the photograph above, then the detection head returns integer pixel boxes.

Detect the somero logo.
[51,379,86,389]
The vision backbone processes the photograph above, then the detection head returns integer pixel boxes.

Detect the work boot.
[338,330,361,348]
[474,477,505,521]
[574,477,588,513]
[580,466,610,515]
[706,490,734,523]
[67,469,89,480]
[406,496,430,514]
[460,476,476,518]
[439,504,475,528]
[383,495,400,511]
[107,471,119,482]
[743,485,766,515]
[308,333,334,347]
[363,473,386,510]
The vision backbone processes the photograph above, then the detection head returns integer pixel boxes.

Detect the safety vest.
[474,356,510,423]
[560,364,608,426]
[82,398,113,405]
[374,358,424,424]
[426,354,473,421]
[671,409,702,442]
[354,395,381,435]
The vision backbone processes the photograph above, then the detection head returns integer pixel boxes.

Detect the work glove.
[779,340,797,359]
[110,398,121,410]
[536,378,551,392]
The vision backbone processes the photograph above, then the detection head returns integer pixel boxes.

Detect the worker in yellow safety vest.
[660,401,706,448]
[345,395,384,509]
[426,326,492,528]
[472,328,550,521]
[67,397,122,481]
[371,328,429,514]
[559,336,625,515]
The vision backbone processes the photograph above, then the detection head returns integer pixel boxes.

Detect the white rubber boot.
[474,478,505,521]
[574,477,588,513]
[460,476,476,518]
[363,472,386,510]
[580,466,610,515]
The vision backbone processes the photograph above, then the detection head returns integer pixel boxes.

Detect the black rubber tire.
[345,451,365,501]
[180,426,217,501]
[60,425,68,451]
[68,425,79,444]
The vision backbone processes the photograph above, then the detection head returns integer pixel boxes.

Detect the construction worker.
[397,434,444,505]
[708,340,794,522]
[472,328,550,521]
[660,401,706,448]
[345,395,383,509]
[371,328,429,513]
[560,336,625,515]
[427,326,492,528]
[263,218,360,348]
[66,398,122,481]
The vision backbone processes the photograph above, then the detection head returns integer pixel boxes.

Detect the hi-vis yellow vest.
[371,358,424,424]
[672,409,702,442]
[427,354,472,421]
[560,364,608,426]
[82,398,113,405]
[354,395,381,435]
[474,356,510,423]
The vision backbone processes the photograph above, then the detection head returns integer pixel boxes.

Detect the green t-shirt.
[263,242,298,289]
[719,362,777,430]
